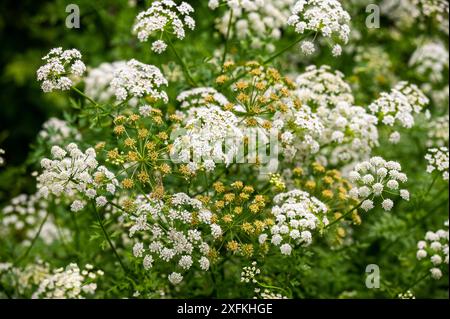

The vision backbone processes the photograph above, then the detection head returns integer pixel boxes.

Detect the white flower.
[168,272,183,285]
[212,0,295,52]
[381,199,394,211]
[171,105,243,172]
[368,82,429,130]
[110,59,168,102]
[143,255,154,270]
[389,131,401,144]
[70,200,85,212]
[349,157,409,211]
[431,255,443,265]
[425,147,449,181]
[199,256,210,271]
[361,199,374,212]
[416,249,427,260]
[36,48,85,92]
[151,40,168,54]
[332,44,342,57]
[133,1,195,49]
[32,263,102,299]
[417,221,449,280]
[36,143,119,210]
[430,268,442,280]
[95,196,107,207]
[288,0,351,55]
[178,255,193,270]
[280,243,292,255]
[409,41,449,84]
[400,189,410,201]
[133,242,145,257]
[264,190,328,250]
[300,41,315,55]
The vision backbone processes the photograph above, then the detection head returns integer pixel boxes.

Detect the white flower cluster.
[416,221,449,280]
[211,0,295,52]
[425,147,449,181]
[348,157,410,212]
[274,102,324,159]
[32,263,103,299]
[318,101,379,165]
[292,65,378,164]
[38,118,81,145]
[0,148,4,166]
[240,261,260,283]
[36,47,86,92]
[254,288,288,299]
[294,65,354,108]
[409,41,449,83]
[127,193,219,285]
[133,0,195,54]
[172,105,243,172]
[368,82,429,142]
[381,0,449,33]
[426,115,449,147]
[398,290,416,299]
[260,190,328,254]
[36,143,119,212]
[1,193,70,246]
[110,59,168,103]
[83,61,137,107]
[176,87,228,109]
[287,0,351,56]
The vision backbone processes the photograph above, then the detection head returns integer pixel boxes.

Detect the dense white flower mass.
[416,221,449,280]
[32,263,103,299]
[260,190,328,254]
[426,115,449,147]
[133,0,195,54]
[294,65,354,109]
[171,105,243,172]
[38,118,81,145]
[409,41,449,83]
[110,59,168,102]
[318,101,379,165]
[127,193,218,284]
[368,82,429,142]
[211,0,295,51]
[381,0,449,33]
[176,87,229,109]
[287,0,351,56]
[83,61,136,106]
[425,147,449,181]
[36,143,119,211]
[240,261,260,283]
[292,65,378,163]
[36,48,86,92]
[274,102,324,160]
[348,157,409,212]
[1,193,70,246]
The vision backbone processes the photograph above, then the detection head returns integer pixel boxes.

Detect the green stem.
[14,211,50,266]
[166,35,197,87]
[221,9,234,68]
[263,32,313,65]
[325,200,365,229]
[399,272,430,297]
[72,87,99,106]
[92,202,128,275]
[424,174,438,197]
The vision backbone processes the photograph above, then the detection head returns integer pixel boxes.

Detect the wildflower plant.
[1,0,449,300]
